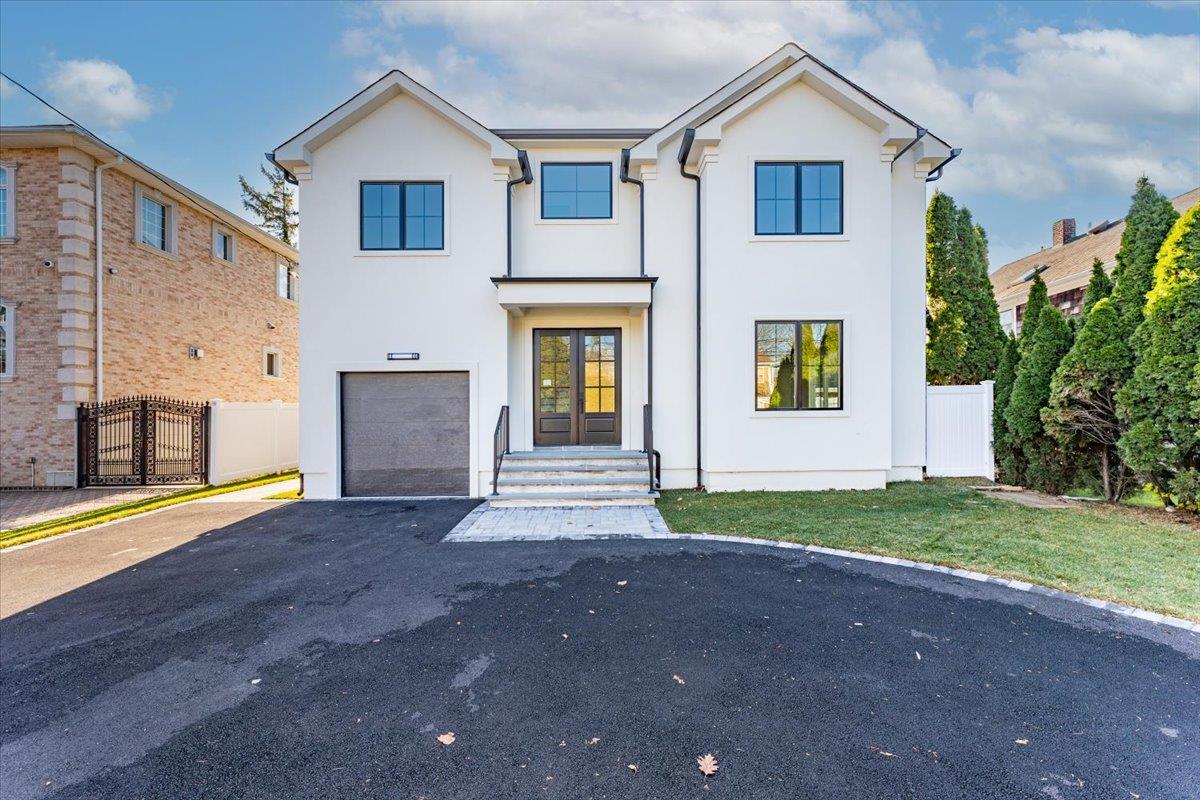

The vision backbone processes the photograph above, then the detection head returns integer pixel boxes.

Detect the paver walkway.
[0,487,179,531]
[445,501,671,541]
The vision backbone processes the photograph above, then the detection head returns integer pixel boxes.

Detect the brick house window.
[263,347,281,379]
[212,224,237,263]
[134,185,176,254]
[0,302,13,378]
[276,259,297,301]
[0,164,14,239]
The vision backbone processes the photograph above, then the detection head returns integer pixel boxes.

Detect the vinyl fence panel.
[208,400,299,485]
[925,381,994,480]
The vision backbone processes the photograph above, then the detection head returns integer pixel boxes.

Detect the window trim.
[262,346,282,379]
[276,258,298,302]
[0,299,14,379]
[750,159,846,241]
[358,179,446,253]
[539,161,615,221]
[212,222,237,264]
[753,319,845,413]
[0,162,17,242]
[133,184,178,256]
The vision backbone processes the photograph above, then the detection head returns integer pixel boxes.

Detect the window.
[754,162,842,235]
[360,181,444,250]
[212,225,236,262]
[0,302,12,377]
[263,347,281,378]
[541,163,612,219]
[755,320,843,410]
[0,164,14,238]
[140,195,168,250]
[276,259,297,301]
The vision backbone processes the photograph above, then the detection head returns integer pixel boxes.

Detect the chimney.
[1052,218,1076,247]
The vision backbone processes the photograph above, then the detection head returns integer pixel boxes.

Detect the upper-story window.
[754,162,843,235]
[135,185,176,254]
[212,224,236,263]
[276,258,298,301]
[541,163,612,219]
[0,164,14,239]
[360,181,444,251]
[141,196,168,250]
[0,302,12,378]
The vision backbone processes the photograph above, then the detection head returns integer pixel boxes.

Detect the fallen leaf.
[1015,739,1029,746]
[559,740,567,747]
[627,764,638,774]
[672,674,686,685]
[436,732,456,746]
[617,580,628,587]
[868,746,899,758]
[915,651,921,660]
[561,633,570,639]
[587,737,600,746]
[696,753,719,777]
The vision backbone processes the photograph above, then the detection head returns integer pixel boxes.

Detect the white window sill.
[0,375,14,382]
[750,409,850,419]
[749,234,849,243]
[535,216,617,226]
[211,255,237,267]
[262,374,282,380]
[354,250,451,258]
[134,240,180,260]
[0,237,17,245]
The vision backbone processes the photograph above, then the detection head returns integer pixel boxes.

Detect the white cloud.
[0,76,14,100]
[43,59,165,129]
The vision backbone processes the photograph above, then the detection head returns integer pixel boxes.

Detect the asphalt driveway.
[1,500,1196,799]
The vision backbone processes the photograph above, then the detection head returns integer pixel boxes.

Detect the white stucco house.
[272,43,957,503]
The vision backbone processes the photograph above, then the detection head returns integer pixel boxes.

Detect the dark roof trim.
[491,276,658,284]
[491,128,658,140]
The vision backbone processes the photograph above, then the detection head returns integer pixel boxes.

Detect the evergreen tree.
[1117,203,1200,510]
[925,192,1006,383]
[1110,177,1179,335]
[1081,258,1113,317]
[992,335,1022,484]
[1018,274,1051,354]
[1005,304,1074,492]
[239,163,298,246]
[768,350,796,409]
[1043,298,1133,500]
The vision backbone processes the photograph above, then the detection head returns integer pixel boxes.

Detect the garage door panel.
[341,372,469,497]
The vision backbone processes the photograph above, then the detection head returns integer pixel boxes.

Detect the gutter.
[890,128,926,172]
[506,150,532,277]
[925,148,962,183]
[619,149,645,276]
[94,155,125,403]
[677,128,703,490]
[265,152,300,185]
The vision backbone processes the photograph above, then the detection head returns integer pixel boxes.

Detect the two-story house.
[272,43,956,503]
[0,125,299,488]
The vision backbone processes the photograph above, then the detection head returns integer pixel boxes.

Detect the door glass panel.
[539,334,572,413]
[582,333,616,414]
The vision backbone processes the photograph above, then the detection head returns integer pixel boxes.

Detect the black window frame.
[540,162,613,220]
[754,319,845,412]
[753,161,844,236]
[359,180,445,252]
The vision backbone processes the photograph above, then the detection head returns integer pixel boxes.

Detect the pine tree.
[925,193,1006,384]
[239,163,298,246]
[1081,258,1113,318]
[1005,304,1074,492]
[1110,177,1179,335]
[1117,203,1200,510]
[992,335,1022,484]
[1043,298,1133,500]
[1018,274,1051,353]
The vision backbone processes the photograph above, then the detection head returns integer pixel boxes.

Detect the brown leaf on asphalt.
[696,753,719,777]
[672,674,686,685]
[868,746,899,758]
[627,764,638,774]
[436,732,456,746]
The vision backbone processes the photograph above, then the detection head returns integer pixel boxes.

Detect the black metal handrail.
[492,405,510,496]
[642,403,661,492]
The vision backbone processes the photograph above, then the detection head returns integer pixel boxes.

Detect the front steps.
[490,449,659,507]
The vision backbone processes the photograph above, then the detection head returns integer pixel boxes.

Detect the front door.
[533,328,620,446]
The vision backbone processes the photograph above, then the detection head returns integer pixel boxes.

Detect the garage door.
[341,372,469,497]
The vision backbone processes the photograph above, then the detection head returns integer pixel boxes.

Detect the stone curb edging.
[446,526,1200,634]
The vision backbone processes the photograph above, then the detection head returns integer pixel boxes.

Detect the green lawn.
[657,480,1200,621]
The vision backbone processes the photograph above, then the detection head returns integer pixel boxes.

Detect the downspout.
[889,128,926,172]
[506,150,532,277]
[619,148,644,276]
[925,148,962,183]
[677,128,703,489]
[94,156,124,403]
[264,152,299,185]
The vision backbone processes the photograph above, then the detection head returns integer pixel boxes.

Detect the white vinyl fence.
[208,400,299,485]
[926,381,995,480]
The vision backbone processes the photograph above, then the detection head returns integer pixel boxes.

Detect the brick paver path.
[0,487,179,531]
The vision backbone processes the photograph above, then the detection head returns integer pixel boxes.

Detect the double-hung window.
[541,163,612,219]
[360,181,444,250]
[140,195,168,250]
[276,259,297,301]
[0,164,13,238]
[755,162,842,235]
[755,320,843,410]
[0,302,13,378]
[213,225,236,262]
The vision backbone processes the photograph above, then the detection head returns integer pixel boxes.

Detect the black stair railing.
[492,405,510,496]
[642,403,661,492]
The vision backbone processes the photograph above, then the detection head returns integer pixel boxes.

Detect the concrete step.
[489,490,659,508]
[502,452,648,469]
[499,463,648,479]
[496,476,648,493]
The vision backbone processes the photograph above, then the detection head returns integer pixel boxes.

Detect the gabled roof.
[989,187,1200,312]
[273,70,520,176]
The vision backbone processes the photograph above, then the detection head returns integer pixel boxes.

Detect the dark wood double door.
[534,328,620,446]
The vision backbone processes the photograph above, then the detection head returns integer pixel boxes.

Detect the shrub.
[1005,304,1074,492]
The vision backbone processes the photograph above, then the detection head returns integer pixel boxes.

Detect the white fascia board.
[495,280,653,312]
[629,43,805,160]
[274,71,519,171]
[913,138,954,179]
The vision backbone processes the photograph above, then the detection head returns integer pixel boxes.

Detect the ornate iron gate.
[77,396,209,486]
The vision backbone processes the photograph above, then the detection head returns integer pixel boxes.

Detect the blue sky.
[1,0,1196,267]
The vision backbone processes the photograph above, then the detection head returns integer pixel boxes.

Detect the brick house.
[0,125,298,487]
[990,187,1199,335]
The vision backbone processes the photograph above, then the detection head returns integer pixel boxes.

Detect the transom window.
[754,162,843,235]
[755,320,843,410]
[0,302,12,378]
[541,163,612,219]
[140,195,168,250]
[0,165,12,238]
[360,181,444,251]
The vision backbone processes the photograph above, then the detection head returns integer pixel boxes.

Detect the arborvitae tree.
[239,162,298,246]
[1117,203,1200,510]
[925,192,1006,383]
[1081,258,1113,317]
[993,335,1022,484]
[1110,177,1179,335]
[1043,298,1133,500]
[769,350,795,409]
[1005,304,1074,492]
[1018,274,1051,354]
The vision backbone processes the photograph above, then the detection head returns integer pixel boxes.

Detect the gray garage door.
[341,372,469,497]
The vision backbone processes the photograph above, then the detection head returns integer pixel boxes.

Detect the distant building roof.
[990,187,1199,313]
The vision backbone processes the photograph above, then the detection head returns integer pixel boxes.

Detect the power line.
[0,70,104,142]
